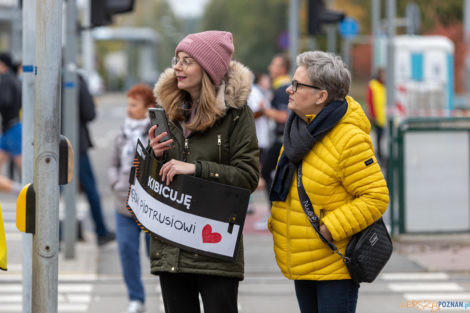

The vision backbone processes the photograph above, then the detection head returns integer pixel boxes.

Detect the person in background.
[108,83,154,313]
[268,51,389,313]
[366,67,386,162]
[247,73,272,214]
[148,30,259,313]
[77,74,115,246]
[254,54,290,230]
[248,73,272,188]
[0,52,22,194]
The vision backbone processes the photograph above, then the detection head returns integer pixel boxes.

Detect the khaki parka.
[149,61,259,280]
[269,96,389,281]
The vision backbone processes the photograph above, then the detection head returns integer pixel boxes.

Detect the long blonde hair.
[158,70,224,132]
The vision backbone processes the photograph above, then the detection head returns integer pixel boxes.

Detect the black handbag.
[296,164,393,283]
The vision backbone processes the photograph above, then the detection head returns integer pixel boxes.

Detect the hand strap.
[296,164,350,263]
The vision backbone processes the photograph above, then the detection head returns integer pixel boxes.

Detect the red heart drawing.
[202,224,222,243]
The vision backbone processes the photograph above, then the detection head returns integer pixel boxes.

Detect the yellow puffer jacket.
[0,204,6,271]
[269,96,389,281]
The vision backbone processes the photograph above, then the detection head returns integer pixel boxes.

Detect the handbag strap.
[296,164,350,263]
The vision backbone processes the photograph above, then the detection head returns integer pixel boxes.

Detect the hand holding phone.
[149,108,173,146]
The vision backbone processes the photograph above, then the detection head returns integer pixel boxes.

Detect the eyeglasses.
[171,56,196,69]
[291,80,322,93]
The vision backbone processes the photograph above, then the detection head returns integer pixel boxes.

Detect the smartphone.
[149,107,173,145]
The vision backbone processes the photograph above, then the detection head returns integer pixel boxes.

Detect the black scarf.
[269,99,348,202]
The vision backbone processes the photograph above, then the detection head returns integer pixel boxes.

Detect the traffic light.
[91,0,135,27]
[308,0,345,35]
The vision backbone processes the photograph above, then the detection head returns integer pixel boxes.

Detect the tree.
[200,0,289,73]
[113,0,184,73]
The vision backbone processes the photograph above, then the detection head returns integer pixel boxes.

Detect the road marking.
[0,304,21,312]
[0,283,92,312]
[404,293,470,301]
[59,284,93,293]
[389,283,464,292]
[0,284,22,292]
[0,295,22,303]
[57,304,88,312]
[382,272,449,280]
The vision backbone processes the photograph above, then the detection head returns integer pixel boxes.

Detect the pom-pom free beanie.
[175,31,234,86]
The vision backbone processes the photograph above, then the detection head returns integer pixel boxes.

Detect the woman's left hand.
[320,224,333,242]
[159,159,196,185]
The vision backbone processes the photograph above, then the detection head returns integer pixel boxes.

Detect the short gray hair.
[296,51,351,103]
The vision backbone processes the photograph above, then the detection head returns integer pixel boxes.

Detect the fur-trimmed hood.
[153,60,253,114]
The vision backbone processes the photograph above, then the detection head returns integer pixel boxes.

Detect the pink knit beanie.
[175,30,234,86]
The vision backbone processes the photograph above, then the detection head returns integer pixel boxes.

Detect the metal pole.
[63,0,79,259]
[82,0,95,82]
[386,0,396,234]
[11,1,22,63]
[372,0,381,75]
[342,38,351,67]
[386,0,396,111]
[21,0,36,311]
[32,0,62,312]
[289,0,299,76]
[326,25,337,53]
[464,0,470,94]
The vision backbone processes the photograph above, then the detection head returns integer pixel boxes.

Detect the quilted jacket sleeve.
[322,129,389,241]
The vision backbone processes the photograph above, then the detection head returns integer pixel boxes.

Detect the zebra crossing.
[0,274,96,312]
[371,272,470,312]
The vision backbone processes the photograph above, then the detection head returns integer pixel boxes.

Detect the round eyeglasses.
[291,80,322,93]
[171,56,196,69]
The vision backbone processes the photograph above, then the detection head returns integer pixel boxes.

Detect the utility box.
[393,35,454,117]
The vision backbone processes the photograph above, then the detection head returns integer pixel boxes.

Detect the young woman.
[148,30,259,313]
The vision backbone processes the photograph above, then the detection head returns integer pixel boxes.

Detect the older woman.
[268,51,389,313]
[148,30,259,313]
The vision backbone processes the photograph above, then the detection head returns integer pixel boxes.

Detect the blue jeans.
[79,151,108,237]
[115,212,150,303]
[0,122,22,156]
[294,279,359,313]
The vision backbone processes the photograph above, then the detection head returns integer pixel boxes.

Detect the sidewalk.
[3,188,470,313]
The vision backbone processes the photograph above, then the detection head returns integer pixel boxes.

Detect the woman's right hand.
[148,125,174,157]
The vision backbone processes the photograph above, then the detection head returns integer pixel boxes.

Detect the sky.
[167,0,211,17]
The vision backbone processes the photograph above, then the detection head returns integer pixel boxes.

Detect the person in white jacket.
[108,83,155,313]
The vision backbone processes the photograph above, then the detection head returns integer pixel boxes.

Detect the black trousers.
[261,140,283,196]
[159,272,239,313]
[374,124,384,161]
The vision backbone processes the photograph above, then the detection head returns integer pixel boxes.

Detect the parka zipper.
[183,138,190,162]
[217,134,222,163]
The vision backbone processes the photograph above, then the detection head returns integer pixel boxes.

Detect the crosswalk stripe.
[0,284,22,292]
[58,304,88,312]
[0,295,22,303]
[0,304,22,312]
[389,283,464,292]
[404,293,470,301]
[59,284,93,293]
[382,272,449,280]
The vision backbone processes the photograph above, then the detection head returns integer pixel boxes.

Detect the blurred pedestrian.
[247,73,272,188]
[268,51,389,313]
[108,84,154,313]
[366,67,386,162]
[148,30,259,313]
[254,54,290,230]
[77,74,115,246]
[0,52,22,194]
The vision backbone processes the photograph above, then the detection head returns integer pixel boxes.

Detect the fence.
[388,117,470,234]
